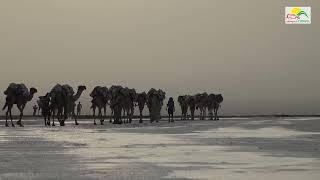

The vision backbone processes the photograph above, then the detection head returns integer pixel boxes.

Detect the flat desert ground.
[0,117,320,180]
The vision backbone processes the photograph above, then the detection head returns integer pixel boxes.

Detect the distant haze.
[0,0,319,115]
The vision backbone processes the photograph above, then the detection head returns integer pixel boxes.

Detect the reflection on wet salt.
[1,118,320,179]
[188,127,320,138]
[282,117,320,121]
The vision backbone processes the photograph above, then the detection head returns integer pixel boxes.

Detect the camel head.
[208,93,216,100]
[30,87,38,95]
[128,88,137,101]
[77,85,86,92]
[158,89,166,102]
[178,95,185,104]
[216,94,223,104]
[207,94,216,105]
[90,86,101,97]
[26,87,37,101]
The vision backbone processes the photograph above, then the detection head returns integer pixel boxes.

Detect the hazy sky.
[0,0,319,115]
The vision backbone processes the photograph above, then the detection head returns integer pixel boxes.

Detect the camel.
[178,95,189,120]
[108,86,136,124]
[90,86,111,125]
[38,93,51,126]
[207,94,224,120]
[147,88,166,123]
[136,92,147,123]
[207,94,216,120]
[109,85,125,124]
[195,93,208,120]
[187,96,196,120]
[2,83,37,127]
[213,94,223,120]
[121,88,137,124]
[36,99,42,115]
[50,84,86,126]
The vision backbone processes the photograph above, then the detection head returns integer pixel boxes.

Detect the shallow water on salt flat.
[0,117,320,180]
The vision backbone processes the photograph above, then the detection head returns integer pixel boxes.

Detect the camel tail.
[2,103,7,110]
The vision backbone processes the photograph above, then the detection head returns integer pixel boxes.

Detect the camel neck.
[73,90,83,101]
[27,93,35,101]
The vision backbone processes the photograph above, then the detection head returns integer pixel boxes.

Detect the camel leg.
[52,109,56,126]
[126,110,129,124]
[201,109,204,120]
[217,110,219,120]
[139,110,143,123]
[122,110,126,124]
[125,110,128,124]
[208,109,213,120]
[99,108,104,125]
[93,107,97,125]
[9,107,14,127]
[129,111,133,123]
[215,108,219,120]
[44,117,47,127]
[61,106,67,126]
[5,111,8,127]
[97,108,101,124]
[57,107,63,125]
[129,110,133,124]
[103,106,106,123]
[17,105,24,127]
[110,109,113,123]
[191,109,194,120]
[47,114,51,126]
[117,109,125,124]
[5,107,9,127]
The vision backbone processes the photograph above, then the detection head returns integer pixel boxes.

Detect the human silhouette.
[33,105,38,116]
[77,102,82,116]
[166,97,175,122]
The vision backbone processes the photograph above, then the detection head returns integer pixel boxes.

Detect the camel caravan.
[2,83,223,127]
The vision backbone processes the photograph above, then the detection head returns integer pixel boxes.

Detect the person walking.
[166,97,175,123]
[33,105,38,116]
[77,102,82,116]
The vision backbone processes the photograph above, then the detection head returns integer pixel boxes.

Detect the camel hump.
[90,86,108,97]
[51,84,63,93]
[4,83,29,96]
[62,84,74,96]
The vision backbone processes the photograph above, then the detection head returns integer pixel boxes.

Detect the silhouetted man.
[33,105,38,116]
[77,102,82,116]
[166,97,175,122]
